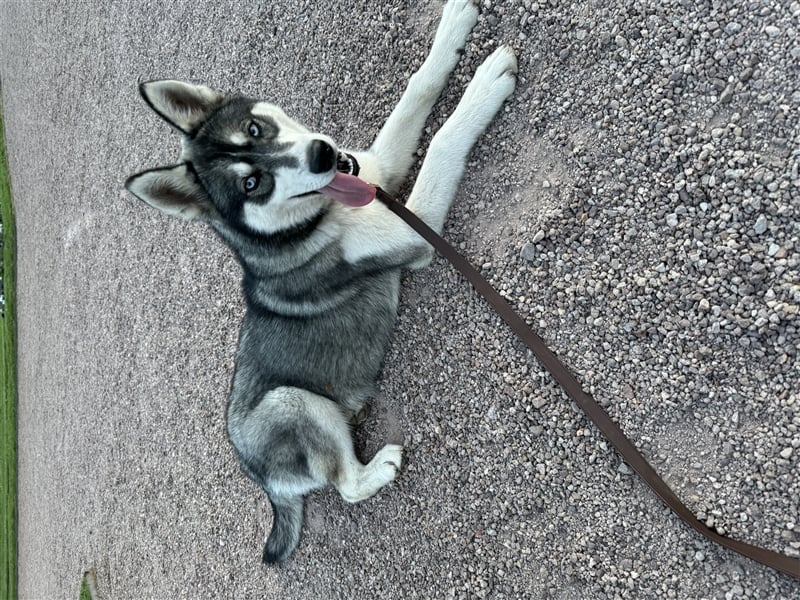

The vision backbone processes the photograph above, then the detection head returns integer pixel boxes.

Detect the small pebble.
[520,242,536,262]
[617,462,634,475]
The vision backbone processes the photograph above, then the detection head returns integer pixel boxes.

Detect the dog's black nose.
[308,140,336,174]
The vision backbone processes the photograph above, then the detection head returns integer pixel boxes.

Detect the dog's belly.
[229,269,401,414]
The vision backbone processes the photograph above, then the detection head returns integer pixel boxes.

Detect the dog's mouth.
[291,152,374,206]
[315,152,376,207]
[336,152,357,175]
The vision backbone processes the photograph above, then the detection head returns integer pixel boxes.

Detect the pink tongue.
[319,172,376,207]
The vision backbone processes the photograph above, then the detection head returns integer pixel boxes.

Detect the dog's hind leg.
[231,387,403,561]
[293,392,403,504]
[284,393,403,504]
[357,0,480,191]
[334,443,403,503]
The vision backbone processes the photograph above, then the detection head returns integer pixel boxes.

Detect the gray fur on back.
[217,212,401,479]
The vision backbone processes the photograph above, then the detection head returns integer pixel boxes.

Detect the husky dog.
[126,0,516,563]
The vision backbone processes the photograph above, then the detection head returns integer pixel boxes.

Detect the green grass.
[1,91,18,600]
[0,95,91,600]
[78,572,93,600]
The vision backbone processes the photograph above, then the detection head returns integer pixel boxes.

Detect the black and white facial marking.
[180,98,340,237]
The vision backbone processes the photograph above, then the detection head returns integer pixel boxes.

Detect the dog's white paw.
[374,443,403,475]
[367,444,403,490]
[357,444,402,497]
[471,45,518,102]
[337,444,404,503]
[435,0,479,54]
[439,45,516,139]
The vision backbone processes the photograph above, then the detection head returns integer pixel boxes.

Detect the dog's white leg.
[338,46,516,267]
[334,444,403,503]
[403,45,517,265]
[360,0,479,191]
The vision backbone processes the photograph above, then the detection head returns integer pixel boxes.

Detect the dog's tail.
[262,494,304,563]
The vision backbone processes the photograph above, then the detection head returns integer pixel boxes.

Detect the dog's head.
[126,80,345,236]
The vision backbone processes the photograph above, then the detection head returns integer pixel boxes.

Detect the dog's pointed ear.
[125,164,219,221]
[139,80,225,134]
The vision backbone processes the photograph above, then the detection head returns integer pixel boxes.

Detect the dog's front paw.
[435,0,480,54]
[470,45,518,103]
[445,45,517,135]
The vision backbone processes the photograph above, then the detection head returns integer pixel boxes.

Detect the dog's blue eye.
[248,122,261,137]
[243,174,260,192]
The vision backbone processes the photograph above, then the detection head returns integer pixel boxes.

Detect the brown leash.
[374,186,800,580]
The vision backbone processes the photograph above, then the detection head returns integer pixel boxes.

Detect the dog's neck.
[212,206,329,273]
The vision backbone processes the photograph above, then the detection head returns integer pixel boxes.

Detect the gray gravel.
[2,0,799,598]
